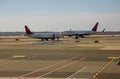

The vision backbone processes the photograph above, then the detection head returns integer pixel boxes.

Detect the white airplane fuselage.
[62,30,96,36]
[28,32,63,39]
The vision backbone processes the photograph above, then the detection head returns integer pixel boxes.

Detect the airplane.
[24,25,63,41]
[62,22,99,39]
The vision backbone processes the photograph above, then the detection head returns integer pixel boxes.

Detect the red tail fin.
[102,28,105,32]
[24,25,33,34]
[91,22,99,32]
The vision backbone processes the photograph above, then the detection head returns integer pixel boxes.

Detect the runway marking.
[18,56,86,79]
[12,55,26,58]
[90,56,118,79]
[35,56,87,78]
[19,56,78,77]
[65,66,87,79]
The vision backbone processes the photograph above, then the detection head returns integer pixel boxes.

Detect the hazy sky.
[0,0,120,32]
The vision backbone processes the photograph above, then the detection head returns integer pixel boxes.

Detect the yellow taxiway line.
[0,55,26,61]
[90,56,119,79]
[12,55,26,58]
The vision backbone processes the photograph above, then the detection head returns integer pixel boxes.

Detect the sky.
[0,0,120,32]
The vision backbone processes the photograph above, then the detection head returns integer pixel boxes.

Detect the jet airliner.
[62,22,99,39]
[25,26,63,41]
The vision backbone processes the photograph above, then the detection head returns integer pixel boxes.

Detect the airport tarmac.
[0,35,120,79]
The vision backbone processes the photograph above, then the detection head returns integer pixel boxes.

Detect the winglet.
[24,25,34,34]
[91,22,99,32]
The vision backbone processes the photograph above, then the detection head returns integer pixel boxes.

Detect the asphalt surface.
[0,35,120,79]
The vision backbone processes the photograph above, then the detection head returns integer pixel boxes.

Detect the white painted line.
[36,60,78,78]
[65,66,87,79]
[35,56,87,79]
[19,56,77,77]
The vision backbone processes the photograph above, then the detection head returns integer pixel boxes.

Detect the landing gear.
[41,39,48,41]
[41,39,44,41]
[75,36,79,39]
[51,38,55,41]
[75,36,80,42]
[45,39,48,41]
[79,35,84,38]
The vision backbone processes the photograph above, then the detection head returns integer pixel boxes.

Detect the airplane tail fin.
[91,22,99,32]
[24,25,34,35]
[102,28,105,32]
